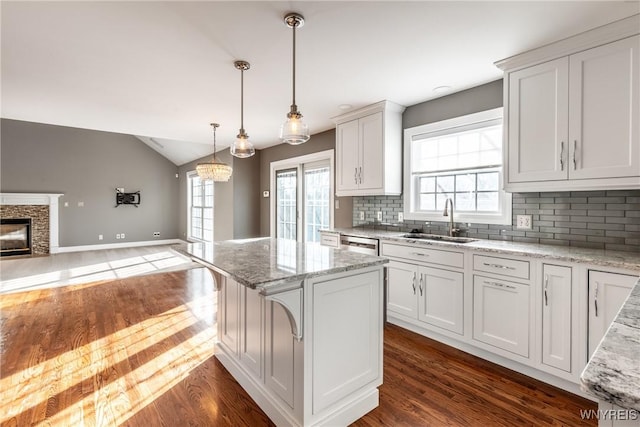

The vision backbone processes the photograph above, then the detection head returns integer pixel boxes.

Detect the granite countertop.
[580,279,640,411]
[322,227,640,272]
[173,238,387,295]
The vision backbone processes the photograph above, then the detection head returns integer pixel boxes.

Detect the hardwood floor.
[1,267,596,426]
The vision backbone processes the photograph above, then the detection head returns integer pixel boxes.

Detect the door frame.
[270,149,335,241]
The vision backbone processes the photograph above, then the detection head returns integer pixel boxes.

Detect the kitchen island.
[174,238,388,427]
[581,278,640,425]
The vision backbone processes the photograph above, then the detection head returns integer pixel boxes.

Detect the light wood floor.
[0,244,201,294]
[1,263,596,426]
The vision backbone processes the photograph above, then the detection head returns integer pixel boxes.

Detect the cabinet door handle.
[419,274,424,296]
[559,141,565,171]
[483,262,515,270]
[594,282,599,317]
[544,274,549,306]
[573,140,577,170]
[354,168,358,184]
[412,252,429,257]
[484,280,516,290]
[359,166,362,184]
[412,272,416,295]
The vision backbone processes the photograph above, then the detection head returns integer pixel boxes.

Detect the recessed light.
[338,104,352,110]
[433,86,452,95]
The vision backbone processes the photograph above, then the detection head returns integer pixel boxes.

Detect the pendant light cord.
[240,68,244,132]
[292,23,296,109]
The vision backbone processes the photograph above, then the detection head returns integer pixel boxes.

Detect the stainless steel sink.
[400,233,478,244]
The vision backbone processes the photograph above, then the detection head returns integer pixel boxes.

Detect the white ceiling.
[2,2,639,166]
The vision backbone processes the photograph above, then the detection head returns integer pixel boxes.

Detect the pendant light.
[231,60,255,158]
[196,123,233,182]
[280,13,310,145]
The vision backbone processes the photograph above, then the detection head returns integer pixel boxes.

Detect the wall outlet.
[516,214,533,230]
[398,212,404,222]
[335,199,340,209]
[121,233,125,239]
[77,201,84,207]
[153,232,160,237]
[359,211,365,220]
[377,211,383,221]
[116,234,121,239]
[64,201,69,207]
[98,234,103,240]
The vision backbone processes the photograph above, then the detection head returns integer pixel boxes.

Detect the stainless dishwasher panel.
[339,235,379,255]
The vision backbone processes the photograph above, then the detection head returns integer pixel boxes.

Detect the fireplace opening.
[1,218,32,257]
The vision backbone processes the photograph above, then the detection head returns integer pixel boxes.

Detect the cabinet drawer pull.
[573,140,577,170]
[484,280,516,290]
[483,262,515,270]
[412,272,417,295]
[560,141,565,171]
[354,168,358,184]
[544,274,549,306]
[359,166,362,184]
[419,274,424,296]
[412,252,429,257]
[594,281,599,317]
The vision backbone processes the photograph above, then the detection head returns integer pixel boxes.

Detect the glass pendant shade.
[280,112,310,145]
[230,133,255,158]
[196,123,232,182]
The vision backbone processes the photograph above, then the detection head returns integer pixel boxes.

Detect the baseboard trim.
[53,239,186,254]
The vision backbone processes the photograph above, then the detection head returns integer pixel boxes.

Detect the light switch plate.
[398,212,404,222]
[359,211,365,220]
[516,214,533,230]
[377,211,383,221]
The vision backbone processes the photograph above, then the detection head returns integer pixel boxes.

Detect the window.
[404,108,511,225]
[270,150,334,243]
[187,171,214,242]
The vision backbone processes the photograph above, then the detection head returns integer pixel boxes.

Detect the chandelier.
[196,123,233,182]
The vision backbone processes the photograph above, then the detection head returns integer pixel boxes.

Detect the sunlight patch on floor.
[0,251,194,294]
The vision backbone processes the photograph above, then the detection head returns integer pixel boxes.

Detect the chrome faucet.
[443,198,459,237]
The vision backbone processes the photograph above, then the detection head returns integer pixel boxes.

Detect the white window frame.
[403,108,511,225]
[269,149,335,241]
[186,170,214,242]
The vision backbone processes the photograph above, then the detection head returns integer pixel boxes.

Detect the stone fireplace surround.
[0,193,63,255]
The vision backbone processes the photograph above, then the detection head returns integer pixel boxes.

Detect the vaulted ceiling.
[2,1,638,165]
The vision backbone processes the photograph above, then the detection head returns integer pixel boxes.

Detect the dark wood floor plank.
[1,267,595,426]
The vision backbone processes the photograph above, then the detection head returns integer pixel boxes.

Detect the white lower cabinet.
[386,258,464,335]
[588,270,637,358]
[473,275,530,358]
[418,266,464,335]
[386,260,418,318]
[219,275,240,355]
[240,286,264,379]
[541,264,573,373]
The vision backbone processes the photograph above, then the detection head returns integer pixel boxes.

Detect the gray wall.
[1,119,180,246]
[403,79,503,129]
[177,148,261,241]
[352,80,640,252]
[258,129,353,236]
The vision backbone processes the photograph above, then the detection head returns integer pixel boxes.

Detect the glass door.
[271,150,334,243]
[304,163,331,243]
[275,169,298,240]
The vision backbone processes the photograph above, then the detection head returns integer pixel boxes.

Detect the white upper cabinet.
[497,16,640,192]
[333,100,405,197]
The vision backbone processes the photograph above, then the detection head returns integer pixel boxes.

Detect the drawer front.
[382,243,463,268]
[319,233,340,248]
[473,254,529,280]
